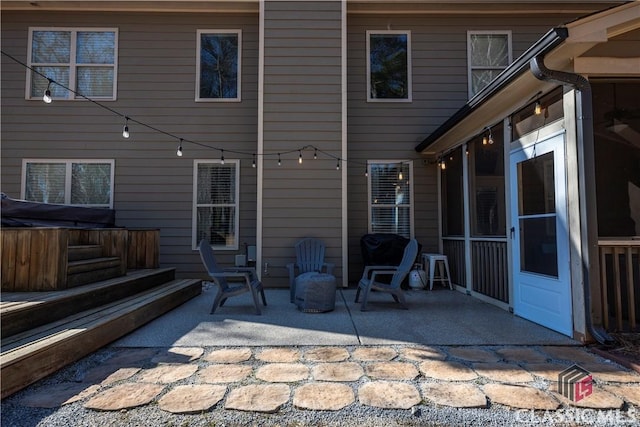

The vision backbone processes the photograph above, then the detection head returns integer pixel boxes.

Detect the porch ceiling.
[416,1,640,157]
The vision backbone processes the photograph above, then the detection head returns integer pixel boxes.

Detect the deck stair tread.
[0,278,202,399]
[67,245,103,262]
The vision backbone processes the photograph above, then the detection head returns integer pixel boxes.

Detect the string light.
[440,158,446,170]
[220,149,225,164]
[176,139,183,157]
[278,153,281,166]
[314,148,318,160]
[336,159,340,170]
[482,126,494,145]
[365,166,368,177]
[398,170,403,180]
[252,154,256,168]
[299,150,303,164]
[534,99,542,115]
[122,117,130,139]
[43,79,53,104]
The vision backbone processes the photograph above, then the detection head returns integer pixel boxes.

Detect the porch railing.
[442,238,465,285]
[472,239,508,302]
[599,239,639,332]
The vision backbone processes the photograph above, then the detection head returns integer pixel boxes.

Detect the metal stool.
[421,253,453,290]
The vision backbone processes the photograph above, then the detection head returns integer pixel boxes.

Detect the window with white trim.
[193,160,240,250]
[367,31,412,102]
[22,159,114,208]
[467,31,511,98]
[368,161,413,238]
[27,28,118,101]
[196,30,241,101]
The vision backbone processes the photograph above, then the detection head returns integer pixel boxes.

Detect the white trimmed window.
[27,28,118,101]
[367,31,412,102]
[193,160,240,250]
[22,159,114,208]
[196,30,241,102]
[367,161,414,238]
[467,31,512,98]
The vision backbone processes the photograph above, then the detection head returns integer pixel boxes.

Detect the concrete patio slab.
[112,287,577,348]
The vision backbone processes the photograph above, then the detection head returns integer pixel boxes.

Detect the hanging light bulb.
[440,159,446,170]
[313,148,318,160]
[220,150,225,164]
[176,139,183,157]
[43,80,53,104]
[365,166,368,177]
[398,170,403,180]
[122,117,130,139]
[534,99,542,115]
[278,153,281,166]
[336,159,340,170]
[252,154,256,168]
[299,150,303,164]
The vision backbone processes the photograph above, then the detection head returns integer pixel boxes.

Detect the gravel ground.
[2,345,639,427]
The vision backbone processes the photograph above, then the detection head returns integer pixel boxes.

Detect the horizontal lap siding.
[261,1,343,287]
[0,11,259,279]
[346,12,582,282]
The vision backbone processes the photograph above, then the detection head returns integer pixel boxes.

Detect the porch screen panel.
[441,148,464,237]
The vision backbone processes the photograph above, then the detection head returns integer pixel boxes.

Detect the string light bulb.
[299,150,303,164]
[365,166,368,177]
[252,154,256,168]
[220,150,225,164]
[43,79,53,103]
[314,148,318,160]
[398,171,403,180]
[176,139,183,157]
[122,117,130,139]
[440,159,446,170]
[278,153,281,166]
[534,99,542,115]
[336,159,340,170]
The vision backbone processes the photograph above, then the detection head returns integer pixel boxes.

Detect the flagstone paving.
[14,345,640,419]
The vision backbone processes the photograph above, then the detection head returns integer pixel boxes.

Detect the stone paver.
[225,384,290,413]
[352,347,397,361]
[419,359,478,381]
[603,385,640,406]
[539,346,603,364]
[311,362,364,382]
[205,348,252,363]
[581,363,640,383]
[152,347,203,364]
[365,362,419,380]
[400,346,447,362]
[20,383,100,408]
[304,347,350,362]
[358,381,421,409]
[158,384,227,414]
[84,383,165,411]
[552,387,624,409]
[136,364,198,384]
[256,348,300,363]
[482,384,560,410]
[255,363,309,382]
[421,383,487,408]
[81,366,141,385]
[293,383,355,410]
[448,347,500,363]
[495,347,548,363]
[199,364,252,383]
[522,362,572,382]
[472,362,535,383]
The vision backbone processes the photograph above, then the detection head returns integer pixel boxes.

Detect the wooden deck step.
[0,278,202,399]
[1,268,177,338]
[68,244,103,262]
[66,256,124,288]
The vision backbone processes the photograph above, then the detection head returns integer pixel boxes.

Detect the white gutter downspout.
[530,55,613,345]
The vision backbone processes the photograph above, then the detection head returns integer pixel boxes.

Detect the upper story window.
[193,160,240,250]
[27,28,118,101]
[196,30,241,102]
[22,159,114,208]
[467,31,511,98]
[368,161,414,238]
[367,31,412,102]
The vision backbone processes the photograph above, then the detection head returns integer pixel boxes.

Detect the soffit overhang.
[415,1,640,157]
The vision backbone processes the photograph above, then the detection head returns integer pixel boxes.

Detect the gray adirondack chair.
[355,238,418,311]
[199,239,267,315]
[286,238,335,303]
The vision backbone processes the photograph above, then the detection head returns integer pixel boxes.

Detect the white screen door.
[510,132,572,336]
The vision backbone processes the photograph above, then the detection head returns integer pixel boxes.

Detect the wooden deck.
[0,227,202,399]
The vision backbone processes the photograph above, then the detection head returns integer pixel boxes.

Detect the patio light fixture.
[299,150,303,164]
[122,117,130,139]
[176,139,183,157]
[482,126,494,145]
[43,79,53,103]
